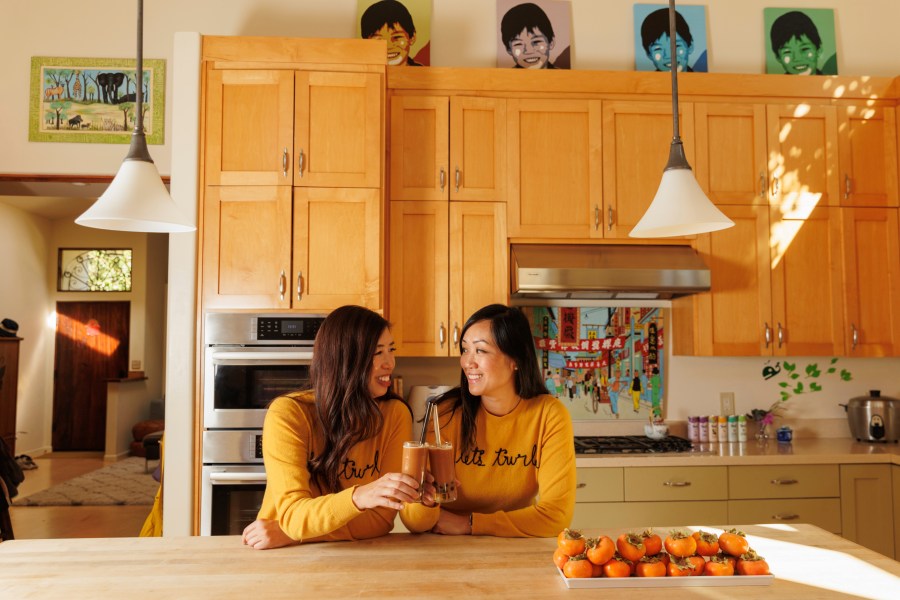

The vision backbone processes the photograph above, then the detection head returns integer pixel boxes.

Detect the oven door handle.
[208,472,268,483]
[210,350,314,363]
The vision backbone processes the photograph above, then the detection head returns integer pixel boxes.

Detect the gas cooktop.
[575,435,693,454]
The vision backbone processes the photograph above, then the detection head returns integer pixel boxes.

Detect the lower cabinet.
[840,464,895,558]
[894,465,900,560]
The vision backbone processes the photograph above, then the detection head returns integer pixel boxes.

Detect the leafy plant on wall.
[751,358,853,425]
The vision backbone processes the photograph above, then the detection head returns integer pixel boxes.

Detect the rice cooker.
[839,390,900,443]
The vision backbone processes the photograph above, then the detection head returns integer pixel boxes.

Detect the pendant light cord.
[135,0,144,134]
[668,0,680,143]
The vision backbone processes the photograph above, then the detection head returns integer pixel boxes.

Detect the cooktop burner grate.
[575,435,693,454]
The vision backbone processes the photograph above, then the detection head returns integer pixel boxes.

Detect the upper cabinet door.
[767,104,840,212]
[694,103,769,205]
[507,98,602,238]
[449,97,507,202]
[390,96,450,201]
[205,69,295,186]
[602,100,695,238]
[837,103,899,207]
[295,72,382,188]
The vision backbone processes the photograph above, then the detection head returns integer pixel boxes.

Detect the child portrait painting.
[633,3,708,73]
[764,8,838,75]
[497,0,572,70]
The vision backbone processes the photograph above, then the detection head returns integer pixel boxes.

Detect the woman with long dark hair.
[242,305,425,549]
[405,304,576,537]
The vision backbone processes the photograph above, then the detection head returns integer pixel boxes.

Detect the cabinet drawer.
[572,501,728,531]
[729,465,839,499]
[728,499,841,534]
[625,467,728,501]
[575,468,624,502]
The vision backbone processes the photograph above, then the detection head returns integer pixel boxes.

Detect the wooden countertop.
[576,438,900,467]
[1,525,898,599]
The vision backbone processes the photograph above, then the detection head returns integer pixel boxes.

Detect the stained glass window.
[58,248,133,292]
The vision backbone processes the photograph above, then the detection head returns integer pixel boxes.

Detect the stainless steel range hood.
[510,244,710,300]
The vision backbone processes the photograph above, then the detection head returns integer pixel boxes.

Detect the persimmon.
[563,553,594,579]
[602,556,633,578]
[692,530,720,556]
[667,557,694,577]
[557,528,586,557]
[736,550,770,576]
[586,536,615,566]
[635,556,666,577]
[616,532,646,562]
[640,528,663,556]
[685,555,706,576]
[664,530,697,558]
[718,529,750,557]
[704,555,735,576]
[591,561,603,578]
[552,547,570,570]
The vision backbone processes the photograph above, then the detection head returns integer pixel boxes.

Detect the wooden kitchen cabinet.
[206,69,381,188]
[893,464,900,560]
[0,337,21,454]
[836,103,899,207]
[840,464,895,558]
[506,98,602,238]
[389,201,506,356]
[203,186,382,310]
[389,95,506,202]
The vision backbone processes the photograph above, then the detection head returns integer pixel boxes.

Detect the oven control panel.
[205,313,327,346]
[255,434,264,459]
[257,317,324,341]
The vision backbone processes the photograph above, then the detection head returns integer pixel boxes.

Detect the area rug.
[12,457,158,506]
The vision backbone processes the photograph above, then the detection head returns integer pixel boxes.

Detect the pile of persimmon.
[554,527,771,579]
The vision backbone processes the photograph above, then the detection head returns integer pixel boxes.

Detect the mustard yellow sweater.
[400,394,576,537]
[257,391,412,543]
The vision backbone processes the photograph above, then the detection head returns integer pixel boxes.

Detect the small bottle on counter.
[687,416,699,442]
[707,415,718,442]
[727,415,738,442]
[717,416,728,442]
[737,415,748,442]
[699,416,709,442]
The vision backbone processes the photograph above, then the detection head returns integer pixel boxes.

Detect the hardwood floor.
[8,453,154,540]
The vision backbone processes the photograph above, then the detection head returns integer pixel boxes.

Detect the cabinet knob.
[455,167,461,193]
[278,269,286,301]
[851,323,858,350]
[607,206,614,231]
[438,322,446,348]
[282,147,289,178]
[298,149,305,178]
[777,322,784,348]
[296,271,303,302]
[452,323,460,347]
[594,205,600,231]
[439,168,446,192]
[764,322,772,348]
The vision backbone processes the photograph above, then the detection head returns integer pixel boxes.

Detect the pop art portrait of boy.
[358,0,432,66]
[497,0,572,70]
[764,8,838,75]
[633,3,708,73]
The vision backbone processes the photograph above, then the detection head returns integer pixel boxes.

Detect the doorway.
[52,301,130,451]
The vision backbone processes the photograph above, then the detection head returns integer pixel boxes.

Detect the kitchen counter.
[1,525,898,599]
[576,437,900,467]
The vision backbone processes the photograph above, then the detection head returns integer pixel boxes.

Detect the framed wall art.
[57,248,133,292]
[29,56,165,144]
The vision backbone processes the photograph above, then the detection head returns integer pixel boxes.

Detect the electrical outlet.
[720,392,735,416]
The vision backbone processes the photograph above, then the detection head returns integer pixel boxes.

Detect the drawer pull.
[576,483,587,489]
[770,478,798,485]
[772,514,799,521]
[663,481,691,487]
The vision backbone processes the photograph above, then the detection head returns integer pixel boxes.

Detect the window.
[58,248,133,292]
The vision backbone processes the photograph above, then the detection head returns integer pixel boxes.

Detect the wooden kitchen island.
[1,524,898,599]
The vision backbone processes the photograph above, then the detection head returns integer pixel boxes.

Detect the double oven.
[200,313,324,535]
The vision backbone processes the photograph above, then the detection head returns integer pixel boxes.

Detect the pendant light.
[76,0,194,233]
[629,0,733,238]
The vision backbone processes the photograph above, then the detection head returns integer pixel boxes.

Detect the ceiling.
[0,180,107,220]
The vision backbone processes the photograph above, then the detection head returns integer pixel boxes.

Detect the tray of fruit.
[553,527,774,589]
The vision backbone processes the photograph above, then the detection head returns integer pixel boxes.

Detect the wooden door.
[694,103,768,205]
[449,97,507,202]
[770,206,844,356]
[202,186,293,309]
[390,95,449,201]
[52,302,130,451]
[448,202,508,356]
[389,201,449,356]
[837,103,899,207]
[507,98,602,238]
[0,339,22,454]
[602,100,696,239]
[841,207,900,356]
[767,104,840,211]
[205,69,295,186]
[683,205,773,356]
[295,71,382,188]
[292,187,382,310]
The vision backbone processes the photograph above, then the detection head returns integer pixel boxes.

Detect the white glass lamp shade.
[629,167,734,238]
[76,158,195,233]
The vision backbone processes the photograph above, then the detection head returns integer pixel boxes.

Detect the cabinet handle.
[771,514,800,521]
[772,177,780,198]
[452,322,460,347]
[662,480,691,487]
[576,483,587,489]
[296,271,303,302]
[851,323,858,350]
[759,173,766,198]
[278,269,286,301]
[438,322,446,349]
[770,478,798,485]
[439,168,445,192]
[764,322,772,348]
[607,206,613,231]
[777,322,784,348]
[298,149,305,178]
[455,167,461,193]
[282,147,288,178]
[844,174,852,200]
[594,205,600,231]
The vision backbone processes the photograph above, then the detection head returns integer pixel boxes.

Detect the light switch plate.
[720,392,735,416]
